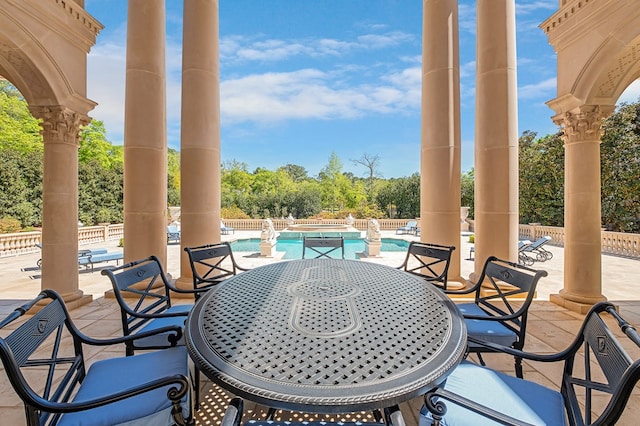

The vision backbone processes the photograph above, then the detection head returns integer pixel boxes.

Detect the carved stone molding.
[29,105,90,145]
[552,105,614,143]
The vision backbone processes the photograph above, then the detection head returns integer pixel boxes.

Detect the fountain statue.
[260,218,277,257]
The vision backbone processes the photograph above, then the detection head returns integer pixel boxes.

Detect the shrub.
[0,216,21,233]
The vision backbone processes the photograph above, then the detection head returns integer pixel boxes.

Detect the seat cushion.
[419,361,566,426]
[135,304,192,348]
[457,303,517,347]
[58,346,191,426]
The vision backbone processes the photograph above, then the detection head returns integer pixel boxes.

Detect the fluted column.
[31,105,92,308]
[550,106,612,312]
[474,0,519,273]
[175,0,221,290]
[420,0,462,280]
[123,0,167,265]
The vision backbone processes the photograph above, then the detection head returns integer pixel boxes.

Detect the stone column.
[175,0,221,290]
[550,106,612,313]
[123,0,167,265]
[474,0,519,273]
[421,0,462,280]
[31,105,92,308]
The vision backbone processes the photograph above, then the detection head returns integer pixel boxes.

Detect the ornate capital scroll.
[29,105,90,146]
[552,105,614,144]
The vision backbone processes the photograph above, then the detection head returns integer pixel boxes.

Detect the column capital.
[552,105,615,143]
[29,105,90,146]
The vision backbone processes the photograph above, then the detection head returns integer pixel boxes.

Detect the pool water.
[230,238,409,260]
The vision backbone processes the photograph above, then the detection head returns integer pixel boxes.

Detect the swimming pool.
[229,238,410,260]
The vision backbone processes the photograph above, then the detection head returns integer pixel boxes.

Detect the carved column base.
[37,289,92,311]
[364,240,381,257]
[550,289,607,314]
[260,240,277,257]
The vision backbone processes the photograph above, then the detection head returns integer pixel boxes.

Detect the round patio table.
[185,258,466,414]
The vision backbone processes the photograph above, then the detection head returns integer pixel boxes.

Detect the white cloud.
[518,77,556,99]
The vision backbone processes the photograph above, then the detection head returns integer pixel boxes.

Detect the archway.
[0,0,102,308]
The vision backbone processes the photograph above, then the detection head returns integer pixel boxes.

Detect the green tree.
[518,130,565,226]
[78,120,119,169]
[600,101,640,231]
[279,164,309,182]
[0,80,42,154]
[461,168,475,218]
[375,174,420,219]
[168,148,180,206]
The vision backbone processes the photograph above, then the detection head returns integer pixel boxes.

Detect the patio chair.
[184,242,250,299]
[221,397,404,426]
[302,236,345,259]
[0,289,194,426]
[420,302,640,426]
[521,235,553,262]
[167,224,181,243]
[101,255,207,356]
[444,256,548,378]
[395,220,418,235]
[518,239,535,266]
[221,221,235,235]
[396,241,456,290]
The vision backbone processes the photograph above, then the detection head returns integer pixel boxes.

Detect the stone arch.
[0,0,102,308]
[541,0,640,312]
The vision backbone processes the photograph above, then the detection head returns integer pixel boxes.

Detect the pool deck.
[1,230,640,425]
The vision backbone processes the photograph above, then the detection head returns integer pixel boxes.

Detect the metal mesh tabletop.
[186,259,466,413]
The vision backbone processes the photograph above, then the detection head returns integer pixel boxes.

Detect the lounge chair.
[518,239,534,265]
[221,221,234,235]
[521,235,553,261]
[167,224,181,243]
[396,220,418,235]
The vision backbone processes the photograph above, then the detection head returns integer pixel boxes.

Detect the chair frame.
[522,235,554,262]
[184,242,250,298]
[167,225,181,243]
[396,241,456,290]
[221,397,404,426]
[101,255,207,355]
[0,290,193,426]
[423,302,640,426]
[302,236,345,259]
[444,256,548,377]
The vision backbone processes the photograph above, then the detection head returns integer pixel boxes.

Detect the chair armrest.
[76,325,184,347]
[165,278,211,295]
[23,374,190,415]
[442,281,481,295]
[235,264,250,272]
[424,387,536,426]
[466,335,573,363]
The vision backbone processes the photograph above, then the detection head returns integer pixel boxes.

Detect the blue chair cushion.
[419,361,566,426]
[57,346,191,426]
[136,304,192,349]
[457,303,517,347]
[248,423,385,426]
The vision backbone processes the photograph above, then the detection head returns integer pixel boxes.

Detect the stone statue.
[366,219,381,242]
[286,213,295,227]
[261,218,277,242]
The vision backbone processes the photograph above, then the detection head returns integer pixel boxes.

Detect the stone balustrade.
[1,221,639,259]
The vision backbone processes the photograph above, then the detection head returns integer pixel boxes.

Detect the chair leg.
[266,407,277,420]
[475,353,486,366]
[514,356,524,379]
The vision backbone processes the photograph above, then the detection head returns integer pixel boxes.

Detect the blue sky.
[84,0,640,178]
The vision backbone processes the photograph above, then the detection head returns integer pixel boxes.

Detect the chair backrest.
[101,256,174,338]
[0,290,85,425]
[184,242,244,294]
[302,236,345,259]
[397,241,456,289]
[472,256,548,349]
[562,302,640,425]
